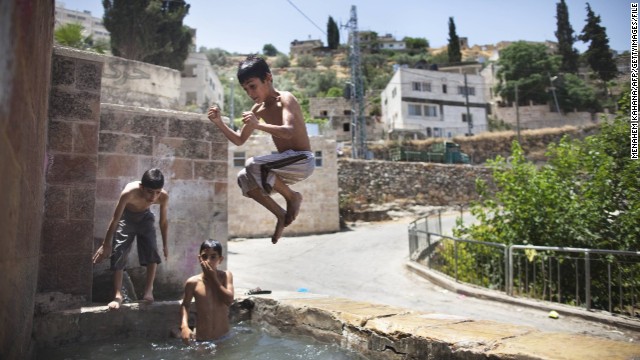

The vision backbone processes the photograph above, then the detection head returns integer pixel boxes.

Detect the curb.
[405,260,640,333]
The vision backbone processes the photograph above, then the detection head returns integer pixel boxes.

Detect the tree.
[262,43,278,57]
[54,23,86,49]
[555,0,579,73]
[102,0,192,70]
[327,16,340,50]
[447,17,461,64]
[54,23,108,54]
[199,46,229,66]
[403,37,429,54]
[554,73,601,112]
[579,3,617,83]
[495,41,560,106]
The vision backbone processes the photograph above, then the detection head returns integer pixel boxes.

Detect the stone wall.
[338,159,493,213]
[39,47,104,305]
[0,1,54,358]
[493,103,615,130]
[100,54,181,110]
[94,104,228,299]
[228,135,340,238]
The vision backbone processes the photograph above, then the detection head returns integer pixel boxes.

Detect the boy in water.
[207,55,314,244]
[92,168,169,309]
[180,239,234,344]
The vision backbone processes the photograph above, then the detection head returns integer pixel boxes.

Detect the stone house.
[381,67,489,139]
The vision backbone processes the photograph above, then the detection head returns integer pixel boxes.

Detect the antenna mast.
[346,5,367,159]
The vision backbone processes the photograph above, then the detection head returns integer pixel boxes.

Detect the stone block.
[47,154,97,185]
[56,254,93,296]
[95,178,124,201]
[157,138,210,160]
[37,255,59,291]
[194,160,227,180]
[99,133,153,155]
[48,121,73,152]
[73,123,98,154]
[45,185,69,220]
[51,57,75,87]
[211,143,228,161]
[48,88,100,122]
[167,158,193,180]
[69,186,96,220]
[76,61,102,92]
[41,219,94,255]
[131,114,167,137]
[167,118,210,141]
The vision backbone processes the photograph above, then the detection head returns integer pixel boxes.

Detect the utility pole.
[515,81,521,144]
[464,73,472,136]
[548,72,561,117]
[344,5,366,159]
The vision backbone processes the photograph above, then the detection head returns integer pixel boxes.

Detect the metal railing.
[409,212,640,315]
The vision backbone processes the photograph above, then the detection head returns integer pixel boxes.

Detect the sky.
[57,0,633,55]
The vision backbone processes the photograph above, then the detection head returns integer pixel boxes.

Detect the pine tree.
[327,16,340,50]
[102,0,192,71]
[579,3,617,83]
[555,0,579,73]
[447,17,461,64]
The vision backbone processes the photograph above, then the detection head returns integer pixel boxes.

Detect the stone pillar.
[39,47,104,303]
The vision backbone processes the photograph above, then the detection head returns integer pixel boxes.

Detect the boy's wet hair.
[141,168,164,189]
[237,54,271,84]
[200,239,223,256]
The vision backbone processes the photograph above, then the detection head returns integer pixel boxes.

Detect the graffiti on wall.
[103,58,151,85]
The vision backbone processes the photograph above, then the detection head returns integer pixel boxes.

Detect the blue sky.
[57,0,632,54]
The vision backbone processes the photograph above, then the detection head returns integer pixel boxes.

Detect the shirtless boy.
[92,168,169,309]
[180,239,234,344]
[207,55,315,244]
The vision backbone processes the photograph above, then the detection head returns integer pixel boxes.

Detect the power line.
[285,0,326,36]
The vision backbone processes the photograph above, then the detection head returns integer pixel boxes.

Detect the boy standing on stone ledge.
[208,55,315,244]
[92,168,169,309]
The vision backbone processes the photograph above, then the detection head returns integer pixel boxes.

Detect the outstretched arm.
[158,191,169,260]
[93,190,131,264]
[207,105,254,146]
[180,280,196,345]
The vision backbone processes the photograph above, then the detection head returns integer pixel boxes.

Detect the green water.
[38,322,363,360]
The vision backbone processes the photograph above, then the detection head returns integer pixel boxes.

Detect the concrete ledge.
[406,261,640,333]
[32,290,640,359]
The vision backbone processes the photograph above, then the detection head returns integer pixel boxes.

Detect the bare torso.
[252,90,311,153]
[121,181,168,213]
[191,272,230,341]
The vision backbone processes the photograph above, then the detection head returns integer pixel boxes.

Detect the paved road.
[228,214,639,343]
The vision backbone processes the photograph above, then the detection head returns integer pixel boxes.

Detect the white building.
[180,52,224,112]
[381,67,488,139]
[54,3,110,43]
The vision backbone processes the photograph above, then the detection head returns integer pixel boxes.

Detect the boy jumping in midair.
[92,168,169,309]
[208,55,314,244]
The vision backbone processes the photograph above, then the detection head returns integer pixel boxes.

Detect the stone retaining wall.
[338,159,493,218]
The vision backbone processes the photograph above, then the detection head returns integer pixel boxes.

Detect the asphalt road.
[228,214,639,343]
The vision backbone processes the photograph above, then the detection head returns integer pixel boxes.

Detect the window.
[412,82,431,92]
[343,110,352,116]
[462,113,473,123]
[424,105,438,117]
[342,122,350,132]
[458,86,476,96]
[442,84,447,94]
[408,104,422,116]
[314,151,323,167]
[391,87,397,98]
[320,110,328,116]
[233,152,245,167]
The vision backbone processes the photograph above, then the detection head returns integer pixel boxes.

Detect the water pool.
[38,322,363,360]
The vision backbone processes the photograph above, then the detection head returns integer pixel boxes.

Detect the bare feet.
[272,212,286,244]
[142,293,154,304]
[285,192,303,226]
[108,297,123,310]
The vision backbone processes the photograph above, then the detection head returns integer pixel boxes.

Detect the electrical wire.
[285,0,326,36]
